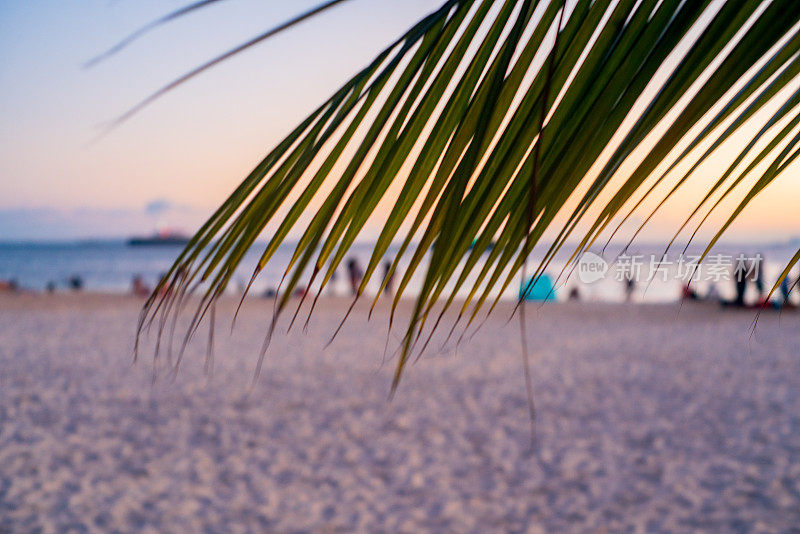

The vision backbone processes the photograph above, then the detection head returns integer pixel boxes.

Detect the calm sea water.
[0,240,797,304]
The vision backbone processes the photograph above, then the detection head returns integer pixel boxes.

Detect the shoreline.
[0,289,787,317]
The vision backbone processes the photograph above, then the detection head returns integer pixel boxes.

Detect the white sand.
[1,293,799,531]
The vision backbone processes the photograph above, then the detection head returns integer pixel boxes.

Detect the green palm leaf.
[124,0,800,389]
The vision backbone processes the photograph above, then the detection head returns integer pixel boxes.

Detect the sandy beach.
[2,293,800,532]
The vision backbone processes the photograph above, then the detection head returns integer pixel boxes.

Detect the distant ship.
[127,229,191,247]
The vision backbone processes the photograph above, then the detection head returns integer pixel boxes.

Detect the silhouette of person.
[733,272,747,307]
[347,258,363,297]
[568,287,581,301]
[132,275,150,297]
[732,254,749,307]
[68,275,84,291]
[779,259,798,306]
[382,260,394,296]
[624,274,635,302]
[752,254,765,304]
[681,284,699,301]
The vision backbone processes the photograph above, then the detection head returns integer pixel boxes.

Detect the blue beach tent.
[519,274,557,301]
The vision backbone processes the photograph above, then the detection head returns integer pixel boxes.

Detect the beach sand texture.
[2,294,800,532]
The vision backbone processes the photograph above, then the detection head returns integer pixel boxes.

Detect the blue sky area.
[0,0,442,240]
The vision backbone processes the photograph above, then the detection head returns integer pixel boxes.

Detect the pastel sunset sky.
[1,0,798,242]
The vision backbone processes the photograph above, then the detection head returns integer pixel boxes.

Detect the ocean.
[1,240,798,304]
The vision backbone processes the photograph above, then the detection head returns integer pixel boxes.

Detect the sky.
[0,0,798,243]
[0,0,442,240]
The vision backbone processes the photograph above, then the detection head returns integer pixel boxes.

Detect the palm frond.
[133,0,800,390]
[101,0,354,127]
[85,0,231,68]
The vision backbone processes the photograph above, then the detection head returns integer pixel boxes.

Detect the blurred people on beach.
[624,274,635,302]
[779,260,799,307]
[725,253,773,308]
[68,275,84,291]
[347,258,363,297]
[568,287,581,301]
[0,279,19,293]
[733,269,747,307]
[753,254,766,304]
[730,254,754,307]
[382,260,394,296]
[263,287,277,298]
[681,284,700,301]
[131,275,150,297]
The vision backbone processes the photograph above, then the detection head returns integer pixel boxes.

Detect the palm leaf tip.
[131,0,800,388]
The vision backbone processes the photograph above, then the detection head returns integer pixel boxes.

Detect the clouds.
[0,201,208,242]
[144,199,176,217]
